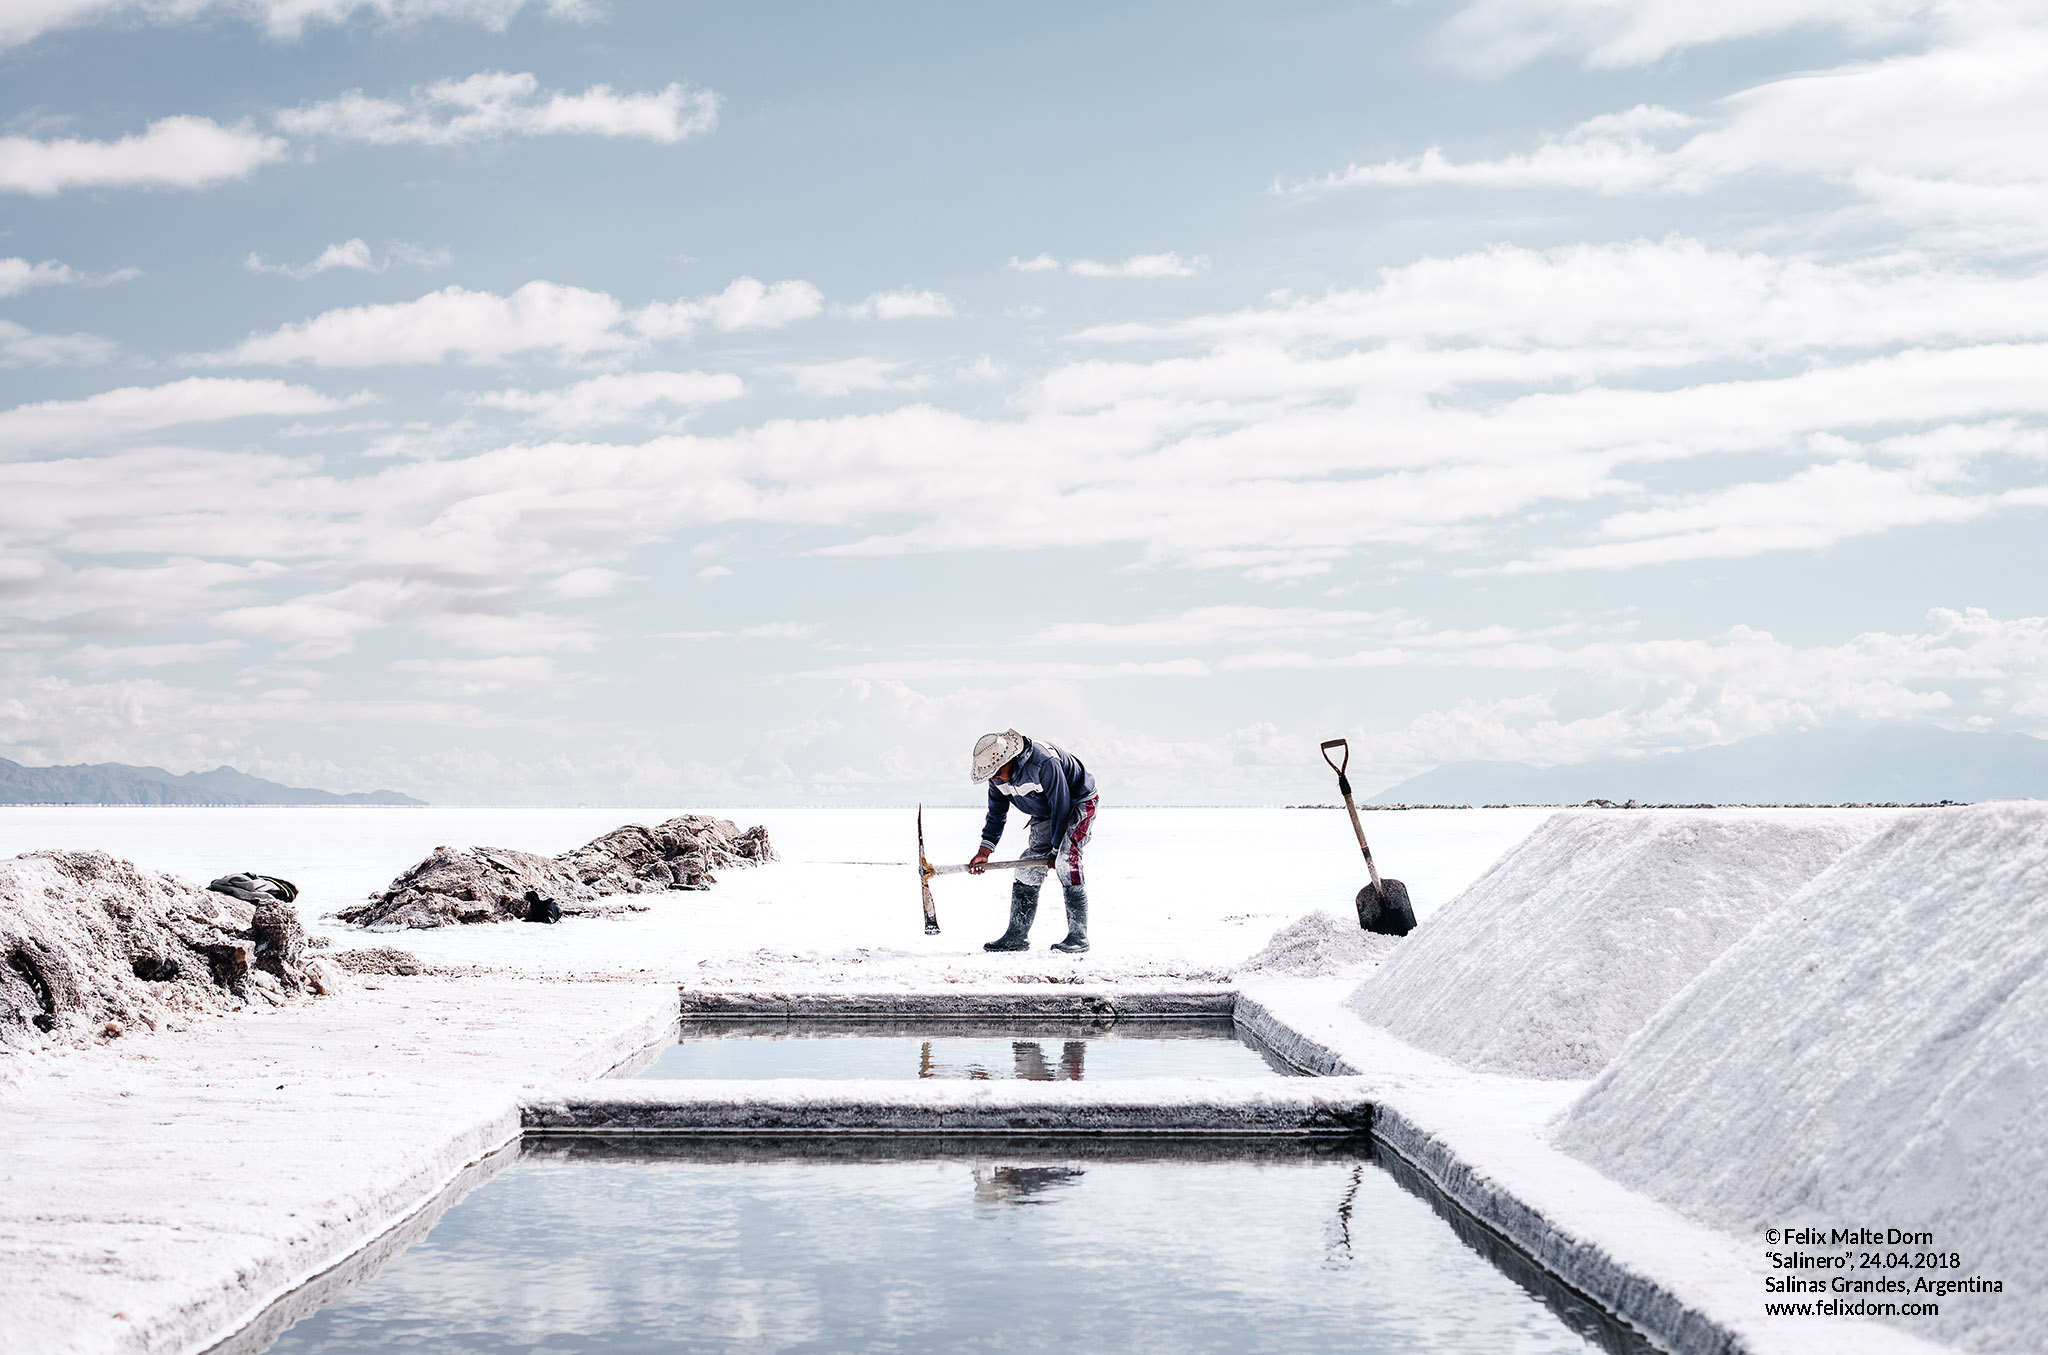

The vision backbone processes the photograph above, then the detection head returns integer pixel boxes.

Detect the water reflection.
[247,1138,1618,1355]
[918,1038,1089,1080]
[634,1020,1303,1081]
[972,1164,1086,1210]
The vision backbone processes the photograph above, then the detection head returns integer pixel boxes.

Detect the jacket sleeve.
[980,782,1010,851]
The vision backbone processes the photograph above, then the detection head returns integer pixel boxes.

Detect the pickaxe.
[917,804,1051,935]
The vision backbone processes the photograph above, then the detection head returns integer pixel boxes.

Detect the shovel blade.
[1355,878,1416,937]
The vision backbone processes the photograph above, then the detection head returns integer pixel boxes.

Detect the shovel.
[917,804,1052,935]
[1320,739,1416,937]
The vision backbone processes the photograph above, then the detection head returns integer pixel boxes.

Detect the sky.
[1,0,2045,806]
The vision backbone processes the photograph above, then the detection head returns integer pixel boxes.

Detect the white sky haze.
[0,0,2043,803]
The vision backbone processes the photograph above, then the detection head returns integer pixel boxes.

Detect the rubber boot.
[1050,885,1090,954]
[983,880,1039,951]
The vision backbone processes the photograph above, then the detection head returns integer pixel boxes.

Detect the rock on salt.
[0,849,321,1052]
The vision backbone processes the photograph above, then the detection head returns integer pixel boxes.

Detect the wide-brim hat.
[971,729,1025,782]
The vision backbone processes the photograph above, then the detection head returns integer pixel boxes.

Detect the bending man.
[968,729,1099,953]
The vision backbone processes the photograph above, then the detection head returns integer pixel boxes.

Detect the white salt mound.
[1554,801,2047,1355]
[1238,911,1398,977]
[0,850,326,1052]
[1346,811,1877,1078]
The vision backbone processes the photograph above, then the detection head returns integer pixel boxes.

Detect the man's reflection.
[915,1039,1090,1080]
[1011,1039,1087,1081]
[972,1164,1085,1210]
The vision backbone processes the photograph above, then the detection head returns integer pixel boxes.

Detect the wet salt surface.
[627,1018,1300,1080]
[258,1138,1633,1355]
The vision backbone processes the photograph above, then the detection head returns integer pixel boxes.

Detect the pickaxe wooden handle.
[917,804,1052,935]
[923,857,1055,878]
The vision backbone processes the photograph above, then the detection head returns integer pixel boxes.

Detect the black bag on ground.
[523,889,561,924]
[1356,878,1416,937]
[208,873,299,904]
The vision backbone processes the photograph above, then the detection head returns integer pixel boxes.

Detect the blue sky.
[1,0,2044,804]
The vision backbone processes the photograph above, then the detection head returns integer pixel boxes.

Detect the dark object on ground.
[1321,739,1413,937]
[523,890,562,924]
[0,755,424,806]
[1356,879,1417,937]
[0,850,332,1051]
[208,873,299,904]
[341,815,778,930]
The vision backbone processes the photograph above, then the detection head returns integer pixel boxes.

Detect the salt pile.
[1554,801,2045,1354]
[341,815,776,930]
[1346,811,1876,1078]
[1238,911,1399,977]
[0,850,331,1052]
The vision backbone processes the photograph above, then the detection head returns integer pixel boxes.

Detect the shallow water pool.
[253,1137,1642,1355]
[626,1017,1299,1080]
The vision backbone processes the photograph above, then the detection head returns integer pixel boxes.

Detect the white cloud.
[0,256,136,296]
[1303,105,1700,195]
[278,71,717,145]
[388,653,571,699]
[0,319,117,366]
[837,288,956,320]
[787,357,931,397]
[1436,0,1939,75]
[1067,252,1207,279]
[1310,23,2048,248]
[471,370,744,429]
[0,378,353,449]
[1011,252,1209,278]
[634,276,824,339]
[0,257,81,296]
[244,238,450,278]
[1079,240,2048,359]
[804,657,1212,682]
[199,281,630,367]
[0,1,592,51]
[1506,458,1993,572]
[70,639,245,674]
[1024,605,1401,649]
[656,622,822,641]
[0,115,288,195]
[204,275,821,367]
[7,239,2045,684]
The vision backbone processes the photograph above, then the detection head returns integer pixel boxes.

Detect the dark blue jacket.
[980,735,1096,851]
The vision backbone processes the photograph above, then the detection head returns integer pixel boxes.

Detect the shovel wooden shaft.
[1322,738,1384,892]
[1338,792,1383,892]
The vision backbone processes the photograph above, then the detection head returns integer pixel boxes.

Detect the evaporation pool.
[252,1138,1646,1355]
[626,1017,1300,1080]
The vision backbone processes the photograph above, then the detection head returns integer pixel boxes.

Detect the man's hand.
[966,846,992,875]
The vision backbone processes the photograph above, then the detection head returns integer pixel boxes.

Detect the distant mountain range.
[1368,727,2048,806]
[0,758,426,806]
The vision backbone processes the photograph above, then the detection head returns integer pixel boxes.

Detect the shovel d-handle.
[1321,737,1384,893]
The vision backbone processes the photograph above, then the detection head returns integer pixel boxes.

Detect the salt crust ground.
[1556,802,2048,1355]
[1347,811,1882,1078]
[1242,982,1953,1355]
[0,804,1995,1355]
